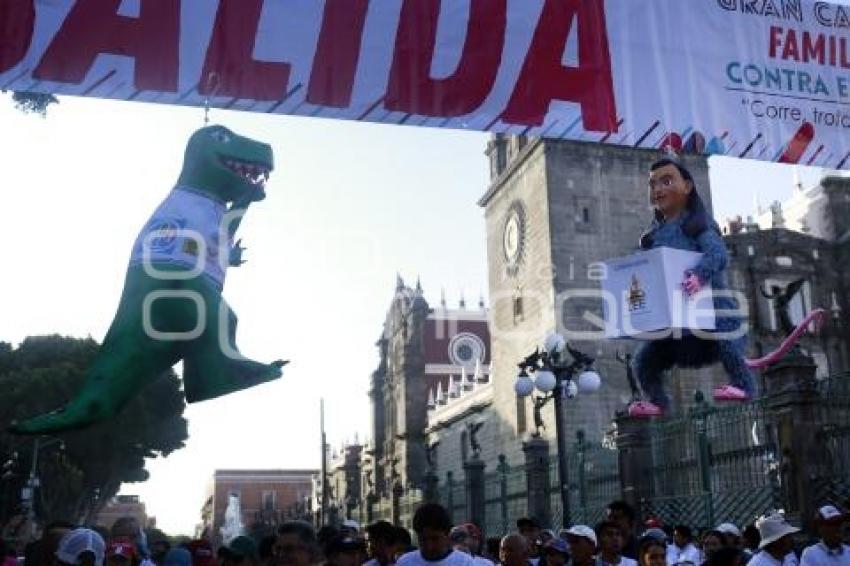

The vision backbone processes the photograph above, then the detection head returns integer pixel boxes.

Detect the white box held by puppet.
[601,247,716,339]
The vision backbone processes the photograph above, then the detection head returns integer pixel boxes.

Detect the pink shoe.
[628,401,664,418]
[713,385,749,402]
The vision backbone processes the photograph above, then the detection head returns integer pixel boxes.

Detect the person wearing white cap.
[55,528,106,566]
[800,505,850,566]
[563,526,597,566]
[747,512,800,566]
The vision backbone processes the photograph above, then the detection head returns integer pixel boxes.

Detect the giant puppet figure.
[10,125,285,434]
[627,158,824,418]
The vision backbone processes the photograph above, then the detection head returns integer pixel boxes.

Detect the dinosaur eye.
[211,129,231,143]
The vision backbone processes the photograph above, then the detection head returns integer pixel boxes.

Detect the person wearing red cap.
[644,519,662,530]
[801,506,850,566]
[106,538,137,566]
[184,539,216,566]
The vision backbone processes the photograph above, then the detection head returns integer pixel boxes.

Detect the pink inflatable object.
[745,308,827,370]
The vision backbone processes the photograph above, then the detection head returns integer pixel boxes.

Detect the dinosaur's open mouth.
[220,156,271,187]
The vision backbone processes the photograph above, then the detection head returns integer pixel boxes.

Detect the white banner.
[1,0,850,166]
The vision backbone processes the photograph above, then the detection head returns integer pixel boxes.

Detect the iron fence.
[549,430,621,530]
[640,392,782,529]
[445,472,467,525]
[482,455,527,537]
[813,374,850,507]
[399,488,424,530]
[361,374,850,535]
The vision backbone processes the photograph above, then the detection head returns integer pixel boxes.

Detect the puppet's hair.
[640,158,711,249]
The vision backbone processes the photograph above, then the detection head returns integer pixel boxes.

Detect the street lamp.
[22,437,64,539]
[514,332,601,528]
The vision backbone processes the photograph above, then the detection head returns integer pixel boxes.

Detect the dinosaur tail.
[745,308,827,370]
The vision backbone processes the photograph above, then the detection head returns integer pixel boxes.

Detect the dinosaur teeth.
[221,158,270,185]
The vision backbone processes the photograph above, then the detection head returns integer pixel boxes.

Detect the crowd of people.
[5,500,849,566]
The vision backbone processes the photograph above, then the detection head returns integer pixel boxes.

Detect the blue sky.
[0,92,832,534]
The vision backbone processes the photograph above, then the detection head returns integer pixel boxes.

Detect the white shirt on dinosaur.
[129,185,232,289]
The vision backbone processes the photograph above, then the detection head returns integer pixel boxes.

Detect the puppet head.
[640,158,710,249]
[648,158,695,219]
[177,125,274,203]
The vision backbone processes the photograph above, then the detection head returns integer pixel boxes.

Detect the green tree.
[0,335,188,525]
[4,91,59,115]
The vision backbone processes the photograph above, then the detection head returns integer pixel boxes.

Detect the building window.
[574,196,598,233]
[516,397,527,434]
[517,135,528,151]
[262,491,275,511]
[496,145,507,175]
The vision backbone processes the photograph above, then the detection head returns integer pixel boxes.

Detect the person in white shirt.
[801,505,850,566]
[397,504,475,566]
[747,512,800,566]
[595,521,637,566]
[667,526,701,565]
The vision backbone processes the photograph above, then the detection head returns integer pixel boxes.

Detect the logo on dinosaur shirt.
[129,187,230,288]
[148,219,186,254]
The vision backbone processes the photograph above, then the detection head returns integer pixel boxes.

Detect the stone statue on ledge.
[468,421,484,457]
[425,440,439,470]
[761,278,806,338]
[532,395,547,438]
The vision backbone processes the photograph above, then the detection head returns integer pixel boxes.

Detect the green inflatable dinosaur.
[10,125,285,435]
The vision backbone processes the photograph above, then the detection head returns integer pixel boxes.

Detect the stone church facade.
[362,277,491,511]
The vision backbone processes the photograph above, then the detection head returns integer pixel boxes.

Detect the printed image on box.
[601,247,716,339]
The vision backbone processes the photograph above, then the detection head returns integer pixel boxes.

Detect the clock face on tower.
[502,201,526,276]
[504,216,520,260]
